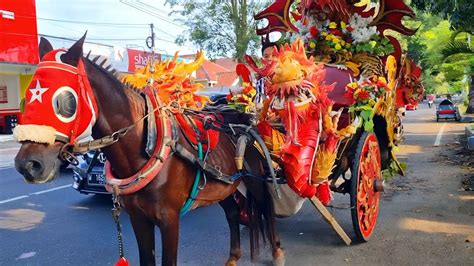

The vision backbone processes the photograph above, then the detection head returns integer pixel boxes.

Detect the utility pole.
[146,23,155,51]
[146,23,156,80]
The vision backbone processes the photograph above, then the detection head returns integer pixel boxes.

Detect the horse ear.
[39,37,53,61]
[62,32,87,66]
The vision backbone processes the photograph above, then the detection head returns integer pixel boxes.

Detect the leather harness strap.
[168,140,239,184]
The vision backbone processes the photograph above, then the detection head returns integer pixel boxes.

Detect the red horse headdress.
[14,49,99,144]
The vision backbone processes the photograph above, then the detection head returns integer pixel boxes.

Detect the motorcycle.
[428,100,433,108]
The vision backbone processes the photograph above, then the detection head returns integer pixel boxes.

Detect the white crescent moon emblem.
[55,51,66,63]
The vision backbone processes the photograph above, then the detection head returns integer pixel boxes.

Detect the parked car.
[436,99,460,122]
[72,150,108,194]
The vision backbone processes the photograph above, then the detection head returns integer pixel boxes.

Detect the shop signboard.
[127,48,161,72]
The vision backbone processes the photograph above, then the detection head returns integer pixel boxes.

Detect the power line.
[38,17,148,27]
[40,18,176,39]
[2,30,175,45]
[34,17,150,28]
[87,36,176,44]
[42,20,94,36]
[119,0,183,27]
[39,34,114,47]
[16,14,178,37]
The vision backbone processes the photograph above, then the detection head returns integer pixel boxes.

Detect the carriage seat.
[175,113,220,151]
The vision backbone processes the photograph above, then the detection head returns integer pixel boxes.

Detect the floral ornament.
[226,83,257,113]
[345,76,389,132]
[345,76,389,106]
[288,12,394,64]
[348,14,377,44]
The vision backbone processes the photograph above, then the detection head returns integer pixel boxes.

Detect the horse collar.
[104,87,174,195]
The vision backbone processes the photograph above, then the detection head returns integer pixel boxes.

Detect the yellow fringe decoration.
[121,51,208,109]
[312,146,337,184]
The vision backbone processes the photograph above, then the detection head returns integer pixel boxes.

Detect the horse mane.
[83,53,143,97]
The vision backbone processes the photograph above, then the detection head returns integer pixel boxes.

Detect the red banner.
[127,49,161,72]
[0,0,39,64]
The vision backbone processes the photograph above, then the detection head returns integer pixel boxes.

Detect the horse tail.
[246,182,278,262]
[247,189,260,262]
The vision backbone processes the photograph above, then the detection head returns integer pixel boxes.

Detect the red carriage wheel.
[350,132,383,242]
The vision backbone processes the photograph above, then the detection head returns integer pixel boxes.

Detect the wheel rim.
[356,133,381,239]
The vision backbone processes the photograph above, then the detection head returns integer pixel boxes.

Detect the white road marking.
[31,184,72,195]
[0,195,29,204]
[0,184,72,205]
[16,252,37,260]
[434,123,446,147]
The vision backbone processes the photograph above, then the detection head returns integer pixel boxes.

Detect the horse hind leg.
[219,195,242,266]
[261,187,285,266]
[244,179,285,265]
[266,211,285,266]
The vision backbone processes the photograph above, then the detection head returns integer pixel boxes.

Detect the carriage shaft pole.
[309,196,352,246]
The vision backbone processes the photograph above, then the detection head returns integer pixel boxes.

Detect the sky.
[35,0,197,55]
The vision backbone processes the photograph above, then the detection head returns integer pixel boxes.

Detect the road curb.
[0,134,13,142]
[461,115,474,123]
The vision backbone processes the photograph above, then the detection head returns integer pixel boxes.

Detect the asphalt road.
[0,102,472,265]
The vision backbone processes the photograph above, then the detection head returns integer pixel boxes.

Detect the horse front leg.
[157,210,180,266]
[219,195,242,266]
[130,213,156,266]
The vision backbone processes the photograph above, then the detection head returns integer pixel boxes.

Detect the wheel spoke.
[353,133,382,240]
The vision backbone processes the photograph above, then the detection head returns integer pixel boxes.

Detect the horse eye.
[53,90,77,119]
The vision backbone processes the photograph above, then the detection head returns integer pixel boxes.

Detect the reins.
[60,100,179,159]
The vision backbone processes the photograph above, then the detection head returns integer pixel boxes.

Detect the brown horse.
[14,36,284,266]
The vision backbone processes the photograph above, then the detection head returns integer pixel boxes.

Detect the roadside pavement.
[0,134,19,170]
[0,134,13,143]
[461,113,474,123]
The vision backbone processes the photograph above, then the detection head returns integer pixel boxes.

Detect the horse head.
[14,34,101,183]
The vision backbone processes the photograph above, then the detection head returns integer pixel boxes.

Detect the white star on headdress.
[29,80,49,103]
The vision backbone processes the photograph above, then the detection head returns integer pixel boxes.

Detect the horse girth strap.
[169,140,237,184]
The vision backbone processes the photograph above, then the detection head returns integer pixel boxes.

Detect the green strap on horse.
[180,142,203,216]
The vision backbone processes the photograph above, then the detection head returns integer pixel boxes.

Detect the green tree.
[167,0,265,62]
[411,0,474,113]
[403,13,472,107]
[412,0,474,34]
[441,40,474,112]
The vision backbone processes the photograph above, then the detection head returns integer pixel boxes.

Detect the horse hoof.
[272,248,285,266]
[225,260,237,266]
[272,255,285,266]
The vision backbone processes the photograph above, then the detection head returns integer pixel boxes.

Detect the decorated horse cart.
[228,0,424,243]
[13,0,423,265]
